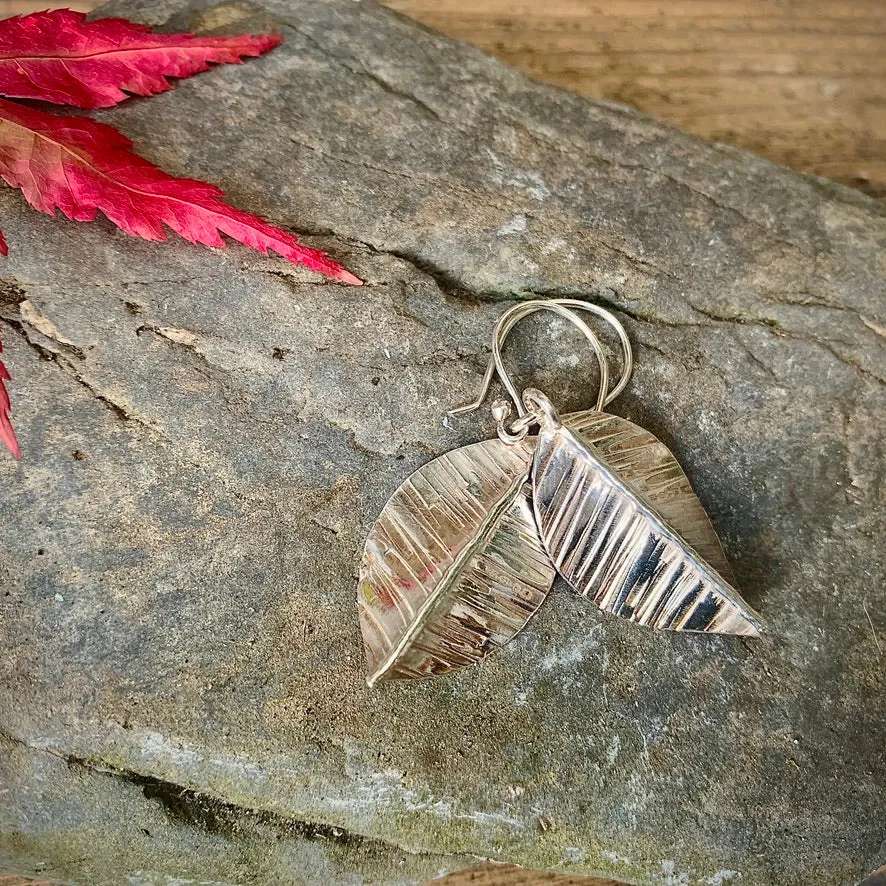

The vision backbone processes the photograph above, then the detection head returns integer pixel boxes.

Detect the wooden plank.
[429,863,625,884]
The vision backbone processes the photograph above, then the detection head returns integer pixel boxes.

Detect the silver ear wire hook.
[449,298,633,420]
[493,301,609,418]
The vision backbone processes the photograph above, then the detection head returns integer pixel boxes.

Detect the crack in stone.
[448,283,886,389]
[0,727,479,866]
[363,245,470,296]
[286,136,492,205]
[685,301,785,332]
[19,298,85,358]
[285,23,442,121]
[313,245,886,390]
[1,316,170,440]
[731,336,779,382]
[283,24,813,280]
[283,17,820,267]
[0,280,26,308]
[756,289,886,333]
[136,322,201,350]
[345,64,443,122]
[684,300,886,386]
[862,315,886,340]
[812,339,886,387]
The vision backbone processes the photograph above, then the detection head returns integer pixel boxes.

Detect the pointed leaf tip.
[532,422,763,636]
[0,98,361,283]
[358,438,552,684]
[337,268,363,286]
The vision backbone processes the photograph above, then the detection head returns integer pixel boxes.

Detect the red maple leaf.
[0,99,360,281]
[0,10,361,458]
[0,9,282,108]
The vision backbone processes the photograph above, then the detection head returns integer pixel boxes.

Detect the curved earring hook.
[494,301,609,417]
[449,298,633,419]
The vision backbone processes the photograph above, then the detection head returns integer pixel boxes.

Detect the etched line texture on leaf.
[565,410,734,583]
[358,438,555,686]
[533,423,762,636]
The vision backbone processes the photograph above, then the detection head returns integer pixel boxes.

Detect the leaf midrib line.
[3,44,246,64]
[368,466,532,687]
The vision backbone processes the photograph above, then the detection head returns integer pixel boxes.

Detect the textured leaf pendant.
[532,403,762,636]
[357,409,758,685]
[357,298,765,686]
[358,438,555,687]
[566,411,736,584]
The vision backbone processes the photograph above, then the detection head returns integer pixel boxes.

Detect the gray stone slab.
[0,0,884,884]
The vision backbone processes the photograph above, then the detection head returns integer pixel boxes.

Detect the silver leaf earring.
[357,299,763,687]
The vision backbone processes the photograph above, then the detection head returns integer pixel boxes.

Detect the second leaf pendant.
[358,300,763,687]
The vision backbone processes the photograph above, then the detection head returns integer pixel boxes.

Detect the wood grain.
[430,864,624,885]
